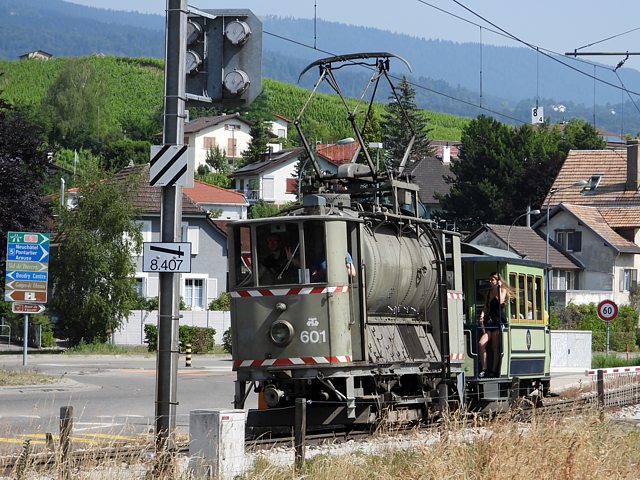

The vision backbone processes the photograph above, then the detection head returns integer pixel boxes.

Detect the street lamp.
[544,180,589,313]
[507,209,541,252]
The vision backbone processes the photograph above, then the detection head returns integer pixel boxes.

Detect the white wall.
[186,120,252,170]
[114,310,231,346]
[261,161,298,204]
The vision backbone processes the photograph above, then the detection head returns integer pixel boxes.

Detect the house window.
[184,278,205,310]
[225,124,241,131]
[620,268,638,292]
[203,136,216,149]
[555,230,582,252]
[553,270,579,290]
[135,277,145,298]
[277,128,286,138]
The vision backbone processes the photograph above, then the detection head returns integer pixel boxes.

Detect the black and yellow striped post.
[185,343,192,367]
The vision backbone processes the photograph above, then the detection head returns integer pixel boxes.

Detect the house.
[184,113,252,170]
[405,155,454,219]
[184,179,249,220]
[271,114,290,139]
[230,147,305,204]
[534,140,640,307]
[465,224,583,306]
[19,50,53,60]
[114,164,228,310]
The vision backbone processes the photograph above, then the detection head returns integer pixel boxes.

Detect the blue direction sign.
[5,231,50,305]
[7,243,49,262]
[5,271,48,283]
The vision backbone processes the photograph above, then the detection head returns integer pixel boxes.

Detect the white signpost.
[597,299,618,355]
[143,242,192,273]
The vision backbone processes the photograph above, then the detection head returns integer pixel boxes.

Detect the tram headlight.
[270,320,294,346]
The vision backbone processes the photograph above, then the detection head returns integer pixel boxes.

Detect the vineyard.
[0,55,468,144]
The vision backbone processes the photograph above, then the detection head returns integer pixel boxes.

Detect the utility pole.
[156,0,186,456]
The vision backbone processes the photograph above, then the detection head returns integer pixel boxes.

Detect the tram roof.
[459,243,547,268]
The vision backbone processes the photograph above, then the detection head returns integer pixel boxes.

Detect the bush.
[209,292,231,311]
[222,327,232,354]
[144,324,216,353]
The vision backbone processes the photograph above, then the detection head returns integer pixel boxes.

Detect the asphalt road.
[0,354,255,453]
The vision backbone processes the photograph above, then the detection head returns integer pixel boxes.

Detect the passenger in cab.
[259,233,299,284]
[478,272,509,378]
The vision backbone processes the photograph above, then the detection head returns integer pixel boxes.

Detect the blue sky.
[69,0,640,71]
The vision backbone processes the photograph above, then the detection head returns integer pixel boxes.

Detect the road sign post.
[597,300,618,355]
[5,232,49,367]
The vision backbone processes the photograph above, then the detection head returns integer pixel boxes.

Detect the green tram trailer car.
[459,243,551,405]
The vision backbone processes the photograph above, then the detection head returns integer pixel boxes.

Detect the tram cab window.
[304,221,326,283]
[232,226,254,288]
[256,224,300,285]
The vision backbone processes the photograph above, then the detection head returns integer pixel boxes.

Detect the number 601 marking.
[300,330,326,343]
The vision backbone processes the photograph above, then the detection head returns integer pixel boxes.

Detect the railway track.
[2,375,639,475]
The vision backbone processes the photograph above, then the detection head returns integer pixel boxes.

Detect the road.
[0,354,256,453]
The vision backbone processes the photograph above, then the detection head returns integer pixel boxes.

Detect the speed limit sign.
[597,299,618,322]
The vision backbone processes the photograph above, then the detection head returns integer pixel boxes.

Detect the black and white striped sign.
[149,144,193,187]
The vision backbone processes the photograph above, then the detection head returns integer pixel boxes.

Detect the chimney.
[627,139,640,190]
[442,145,451,164]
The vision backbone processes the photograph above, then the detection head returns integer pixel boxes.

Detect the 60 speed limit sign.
[597,299,618,322]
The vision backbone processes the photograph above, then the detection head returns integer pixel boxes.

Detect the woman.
[478,272,509,378]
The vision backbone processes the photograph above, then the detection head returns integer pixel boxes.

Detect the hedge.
[144,324,216,353]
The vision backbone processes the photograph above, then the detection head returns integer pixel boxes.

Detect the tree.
[439,116,606,231]
[50,169,142,344]
[242,118,273,165]
[44,57,114,151]
[0,96,51,280]
[100,138,151,172]
[205,145,231,175]
[381,77,432,170]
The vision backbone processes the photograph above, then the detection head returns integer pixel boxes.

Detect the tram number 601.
[149,258,183,271]
[300,330,326,343]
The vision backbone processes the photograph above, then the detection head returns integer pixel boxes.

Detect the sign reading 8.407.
[142,242,191,273]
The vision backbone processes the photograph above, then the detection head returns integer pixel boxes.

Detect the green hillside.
[0,55,468,146]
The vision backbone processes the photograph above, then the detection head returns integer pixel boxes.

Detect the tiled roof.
[112,164,204,215]
[561,204,640,254]
[405,156,452,206]
[316,143,360,165]
[231,147,304,177]
[184,113,251,134]
[545,149,640,208]
[473,224,581,270]
[600,207,640,227]
[184,180,247,205]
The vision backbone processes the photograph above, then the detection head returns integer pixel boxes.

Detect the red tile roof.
[545,149,639,208]
[316,143,360,165]
[184,180,247,205]
[560,204,640,253]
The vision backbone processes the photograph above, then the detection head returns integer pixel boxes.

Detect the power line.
[263,30,529,124]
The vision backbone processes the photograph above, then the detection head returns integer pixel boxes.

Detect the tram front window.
[257,224,300,285]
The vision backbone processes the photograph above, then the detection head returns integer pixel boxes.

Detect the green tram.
[460,244,551,404]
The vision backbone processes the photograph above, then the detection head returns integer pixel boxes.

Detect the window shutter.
[188,226,199,255]
[207,277,218,306]
[147,275,159,298]
[286,178,297,193]
[569,231,582,252]
[632,269,638,292]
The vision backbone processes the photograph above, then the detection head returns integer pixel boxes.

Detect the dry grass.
[0,368,55,386]
[244,408,640,480]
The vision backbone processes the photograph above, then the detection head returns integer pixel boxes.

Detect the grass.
[0,368,55,386]
[62,340,228,355]
[242,409,640,480]
[592,353,640,369]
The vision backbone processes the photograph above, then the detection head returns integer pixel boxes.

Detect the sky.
[68,0,640,70]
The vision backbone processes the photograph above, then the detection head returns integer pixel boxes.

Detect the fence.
[113,310,231,346]
[587,367,640,408]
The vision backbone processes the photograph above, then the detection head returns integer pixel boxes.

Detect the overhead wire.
[263,30,528,124]
[264,0,640,127]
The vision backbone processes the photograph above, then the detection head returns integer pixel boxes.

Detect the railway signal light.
[185,8,262,107]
